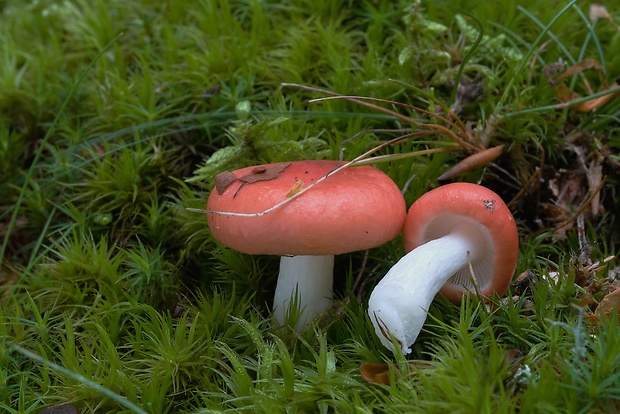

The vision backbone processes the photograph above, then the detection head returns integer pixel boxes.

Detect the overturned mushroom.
[368,183,518,354]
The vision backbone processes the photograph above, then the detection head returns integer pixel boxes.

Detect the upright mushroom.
[207,160,406,330]
[368,182,518,354]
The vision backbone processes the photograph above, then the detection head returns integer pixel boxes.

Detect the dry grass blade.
[190,82,493,217]
[187,133,421,217]
[283,82,479,152]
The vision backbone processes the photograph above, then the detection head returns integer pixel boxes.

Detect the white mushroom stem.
[368,223,486,354]
[273,255,334,331]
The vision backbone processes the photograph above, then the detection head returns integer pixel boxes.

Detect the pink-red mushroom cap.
[368,182,518,354]
[207,160,406,330]
[207,160,405,256]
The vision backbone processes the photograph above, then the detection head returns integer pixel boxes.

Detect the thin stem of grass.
[283,83,476,150]
[349,146,457,166]
[497,0,577,108]
[572,5,606,77]
[24,206,57,276]
[504,84,620,116]
[517,5,577,66]
[188,131,450,217]
[310,94,470,147]
[385,79,469,135]
[448,13,484,105]
[7,342,148,414]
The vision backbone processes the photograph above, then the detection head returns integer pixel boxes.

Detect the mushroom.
[207,160,406,330]
[368,182,518,354]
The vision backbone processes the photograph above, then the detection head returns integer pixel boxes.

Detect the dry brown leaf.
[360,363,391,385]
[573,83,620,112]
[238,163,291,184]
[214,171,238,194]
[555,59,603,83]
[595,288,620,317]
[285,179,304,198]
[437,145,504,181]
[551,57,620,112]
[216,163,293,196]
[556,83,581,103]
[590,4,617,27]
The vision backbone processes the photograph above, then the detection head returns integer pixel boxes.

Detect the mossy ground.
[1,0,619,412]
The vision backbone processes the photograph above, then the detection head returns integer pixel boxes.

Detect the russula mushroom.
[207,160,406,330]
[368,182,518,354]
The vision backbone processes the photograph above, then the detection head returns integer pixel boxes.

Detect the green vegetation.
[1,0,619,412]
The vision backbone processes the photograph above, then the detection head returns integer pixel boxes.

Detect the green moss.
[1,0,619,412]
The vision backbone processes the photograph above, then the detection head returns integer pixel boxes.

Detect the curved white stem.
[368,225,482,354]
[273,255,334,331]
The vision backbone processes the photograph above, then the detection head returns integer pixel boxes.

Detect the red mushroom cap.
[403,182,518,302]
[207,160,406,256]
